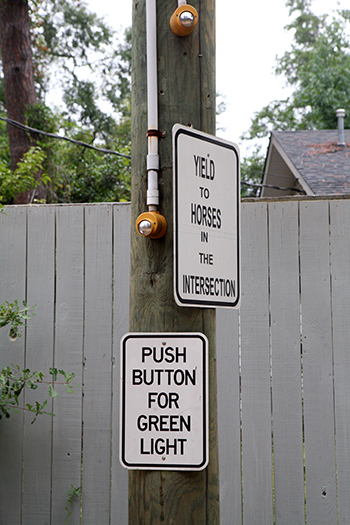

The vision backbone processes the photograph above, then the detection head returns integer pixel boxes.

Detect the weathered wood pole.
[129,0,219,523]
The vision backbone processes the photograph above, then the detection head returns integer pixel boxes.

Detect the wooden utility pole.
[129,0,219,523]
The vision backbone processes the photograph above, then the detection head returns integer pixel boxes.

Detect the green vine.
[64,485,82,523]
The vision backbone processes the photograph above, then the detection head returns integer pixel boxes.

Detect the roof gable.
[261,130,350,197]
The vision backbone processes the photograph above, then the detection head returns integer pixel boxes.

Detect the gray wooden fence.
[1,197,350,524]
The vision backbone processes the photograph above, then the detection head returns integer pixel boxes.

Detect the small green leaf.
[49,385,58,398]
[49,368,58,381]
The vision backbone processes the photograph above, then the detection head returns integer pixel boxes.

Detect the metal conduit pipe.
[136,0,167,239]
[146,0,159,210]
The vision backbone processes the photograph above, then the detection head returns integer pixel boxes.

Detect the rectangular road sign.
[120,332,208,471]
[173,124,240,308]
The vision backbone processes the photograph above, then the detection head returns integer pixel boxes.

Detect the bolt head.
[179,11,195,27]
[138,220,153,236]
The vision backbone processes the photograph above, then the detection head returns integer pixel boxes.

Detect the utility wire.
[244,169,299,181]
[0,116,131,160]
[1,116,306,194]
[241,180,305,194]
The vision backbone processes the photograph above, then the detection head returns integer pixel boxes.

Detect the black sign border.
[174,125,240,308]
[120,332,208,470]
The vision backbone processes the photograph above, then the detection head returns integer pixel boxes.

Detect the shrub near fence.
[1,197,350,524]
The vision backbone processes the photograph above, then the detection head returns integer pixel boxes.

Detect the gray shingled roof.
[272,130,350,195]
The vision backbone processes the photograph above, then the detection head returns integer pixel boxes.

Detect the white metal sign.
[173,124,240,308]
[120,333,208,471]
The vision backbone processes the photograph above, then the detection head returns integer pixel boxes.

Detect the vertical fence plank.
[81,204,113,523]
[52,206,84,524]
[269,201,305,524]
[0,207,27,525]
[216,309,242,524]
[300,201,337,524]
[111,204,130,525]
[330,200,350,524]
[22,206,55,524]
[240,202,273,523]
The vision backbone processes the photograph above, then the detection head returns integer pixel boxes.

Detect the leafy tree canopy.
[31,0,131,135]
[244,0,350,141]
[0,0,131,204]
[240,0,350,196]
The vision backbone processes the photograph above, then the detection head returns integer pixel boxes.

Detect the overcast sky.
[85,0,348,156]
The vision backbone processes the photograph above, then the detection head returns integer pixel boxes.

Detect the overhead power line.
[241,180,305,194]
[244,169,299,182]
[0,116,306,194]
[0,116,131,160]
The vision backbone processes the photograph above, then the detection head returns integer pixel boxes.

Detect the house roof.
[261,130,350,197]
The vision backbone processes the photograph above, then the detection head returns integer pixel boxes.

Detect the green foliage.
[57,145,131,203]
[244,1,350,140]
[64,485,82,523]
[0,1,132,204]
[0,365,76,424]
[0,117,10,164]
[241,147,265,197]
[0,300,76,423]
[241,0,350,190]
[0,146,49,203]
[25,102,57,135]
[0,300,34,340]
[24,102,61,201]
[30,1,131,140]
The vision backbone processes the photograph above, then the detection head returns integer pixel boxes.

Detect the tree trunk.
[0,0,38,204]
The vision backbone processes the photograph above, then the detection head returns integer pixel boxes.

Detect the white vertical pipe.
[336,108,346,147]
[146,0,159,209]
